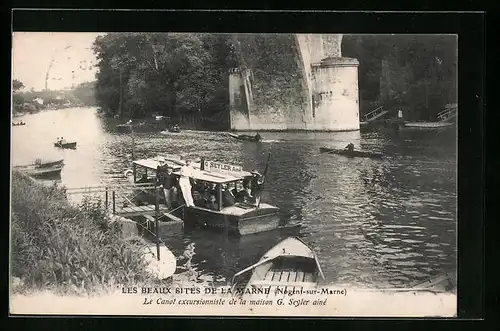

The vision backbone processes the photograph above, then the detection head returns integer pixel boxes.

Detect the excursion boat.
[231,237,325,294]
[54,140,77,149]
[125,155,280,236]
[319,147,383,159]
[227,133,263,142]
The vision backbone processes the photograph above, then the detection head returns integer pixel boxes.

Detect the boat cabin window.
[190,179,251,210]
[133,166,156,184]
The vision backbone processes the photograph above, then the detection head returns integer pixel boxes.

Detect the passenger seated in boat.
[254,133,262,141]
[221,184,235,207]
[206,195,218,210]
[345,142,355,152]
[234,180,249,203]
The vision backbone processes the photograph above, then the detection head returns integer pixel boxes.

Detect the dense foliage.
[11,171,159,295]
[92,33,457,124]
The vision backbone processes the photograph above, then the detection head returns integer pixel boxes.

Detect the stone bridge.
[229,34,360,132]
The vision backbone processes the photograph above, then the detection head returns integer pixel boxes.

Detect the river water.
[11,107,457,289]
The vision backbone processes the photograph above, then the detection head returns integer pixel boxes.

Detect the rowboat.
[116,124,132,133]
[231,237,325,294]
[402,122,454,129]
[319,147,383,158]
[227,133,262,142]
[54,141,77,149]
[12,122,26,126]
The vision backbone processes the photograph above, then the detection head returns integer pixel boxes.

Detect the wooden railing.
[437,106,457,122]
[362,106,387,122]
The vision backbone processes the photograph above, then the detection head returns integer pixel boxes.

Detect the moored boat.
[319,147,383,158]
[14,164,63,179]
[12,121,26,126]
[231,237,325,295]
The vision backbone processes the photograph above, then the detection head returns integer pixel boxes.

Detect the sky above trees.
[12,32,103,91]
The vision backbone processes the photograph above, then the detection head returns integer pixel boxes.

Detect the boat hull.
[35,159,64,168]
[16,166,63,179]
[184,204,280,236]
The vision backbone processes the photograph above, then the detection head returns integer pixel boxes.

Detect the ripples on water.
[11,108,457,289]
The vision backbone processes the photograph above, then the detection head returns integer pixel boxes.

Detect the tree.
[92,33,234,121]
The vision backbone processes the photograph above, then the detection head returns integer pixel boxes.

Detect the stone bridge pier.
[229,34,360,132]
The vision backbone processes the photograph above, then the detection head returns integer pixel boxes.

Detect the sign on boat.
[203,160,243,174]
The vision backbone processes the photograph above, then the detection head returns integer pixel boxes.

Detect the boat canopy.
[132,157,253,184]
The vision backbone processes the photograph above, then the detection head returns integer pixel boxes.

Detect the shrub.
[11,171,161,295]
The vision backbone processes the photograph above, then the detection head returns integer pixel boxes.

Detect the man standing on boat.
[250,170,264,206]
[161,166,178,209]
[179,159,195,207]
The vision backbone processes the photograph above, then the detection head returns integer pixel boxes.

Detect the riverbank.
[10,171,164,296]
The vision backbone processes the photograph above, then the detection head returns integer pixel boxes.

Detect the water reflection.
[11,108,457,289]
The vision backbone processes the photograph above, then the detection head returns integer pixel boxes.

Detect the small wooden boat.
[12,122,26,126]
[232,237,325,293]
[54,141,77,149]
[116,124,132,133]
[319,147,383,158]
[227,132,262,142]
[34,158,64,168]
[14,165,63,179]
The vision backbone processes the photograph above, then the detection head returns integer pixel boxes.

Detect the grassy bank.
[10,171,161,296]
